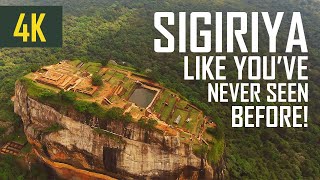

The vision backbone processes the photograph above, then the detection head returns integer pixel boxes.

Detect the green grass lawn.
[185,110,201,133]
[110,95,121,102]
[113,72,126,80]
[195,118,204,136]
[80,62,101,74]
[68,60,82,67]
[122,82,135,99]
[180,131,192,142]
[160,96,176,122]
[122,78,134,89]
[106,71,127,86]
[102,70,116,82]
[175,99,188,109]
[154,90,170,113]
[169,109,189,126]
[21,78,55,98]
[189,109,200,121]
[103,69,115,76]
[108,76,121,86]
[33,81,61,93]
[103,74,113,81]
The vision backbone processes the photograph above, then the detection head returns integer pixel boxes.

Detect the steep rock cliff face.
[14,81,214,179]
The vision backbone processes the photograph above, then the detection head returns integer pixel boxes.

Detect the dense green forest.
[0,0,320,179]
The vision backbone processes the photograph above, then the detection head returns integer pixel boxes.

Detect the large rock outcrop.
[14,81,215,179]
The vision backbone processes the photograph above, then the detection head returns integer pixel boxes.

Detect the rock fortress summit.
[13,60,224,179]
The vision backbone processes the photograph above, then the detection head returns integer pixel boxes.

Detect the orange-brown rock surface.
[14,81,214,179]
